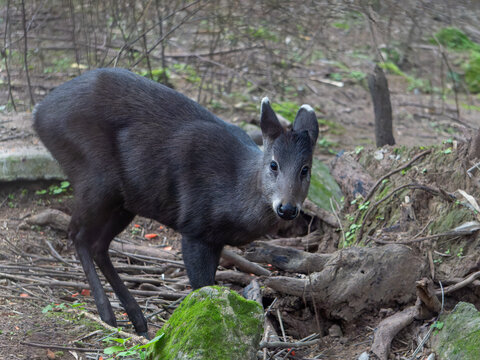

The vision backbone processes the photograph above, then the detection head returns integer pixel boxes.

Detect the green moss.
[148,286,263,360]
[429,207,473,234]
[432,302,480,359]
[308,158,343,212]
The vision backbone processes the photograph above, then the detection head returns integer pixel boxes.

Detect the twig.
[42,238,69,265]
[432,35,461,123]
[20,341,103,353]
[357,183,455,243]
[354,149,432,226]
[80,311,148,344]
[20,0,35,107]
[2,0,16,111]
[259,338,322,349]
[365,149,432,205]
[439,270,480,295]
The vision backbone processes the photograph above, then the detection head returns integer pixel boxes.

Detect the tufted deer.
[33,68,318,336]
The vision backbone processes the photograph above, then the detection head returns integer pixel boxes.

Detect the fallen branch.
[303,200,339,228]
[245,241,330,274]
[371,306,418,360]
[221,249,271,276]
[20,341,103,353]
[110,240,179,261]
[259,338,322,349]
[439,270,480,295]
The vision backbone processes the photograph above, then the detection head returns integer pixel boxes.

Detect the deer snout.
[276,203,299,220]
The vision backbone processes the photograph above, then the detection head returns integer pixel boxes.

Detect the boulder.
[431,302,480,360]
[147,286,263,360]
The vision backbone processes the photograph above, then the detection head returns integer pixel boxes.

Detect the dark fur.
[33,68,318,335]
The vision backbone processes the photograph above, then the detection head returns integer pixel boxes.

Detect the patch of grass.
[432,27,480,51]
[332,22,349,30]
[379,61,432,93]
[271,101,299,121]
[465,52,480,93]
[172,63,201,84]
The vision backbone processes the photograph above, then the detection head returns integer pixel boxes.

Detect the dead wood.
[221,248,271,276]
[330,152,374,200]
[303,200,339,228]
[245,241,331,274]
[416,278,442,318]
[368,64,395,147]
[25,209,70,232]
[244,279,280,347]
[439,270,480,295]
[110,240,179,261]
[264,244,425,321]
[371,306,418,360]
[215,270,255,286]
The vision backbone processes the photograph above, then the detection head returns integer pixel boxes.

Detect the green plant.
[172,63,201,84]
[457,247,464,257]
[271,101,299,121]
[431,320,444,335]
[332,22,349,30]
[103,333,164,359]
[36,181,71,196]
[465,52,480,93]
[432,27,480,51]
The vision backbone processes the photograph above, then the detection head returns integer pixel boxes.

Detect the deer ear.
[260,97,283,143]
[293,104,319,147]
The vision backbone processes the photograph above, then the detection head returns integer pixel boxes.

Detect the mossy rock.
[308,158,343,212]
[147,286,263,360]
[429,206,473,234]
[431,302,480,359]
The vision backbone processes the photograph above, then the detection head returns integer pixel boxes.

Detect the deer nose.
[276,203,299,220]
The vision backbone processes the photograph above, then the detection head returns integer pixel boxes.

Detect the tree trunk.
[368,64,395,147]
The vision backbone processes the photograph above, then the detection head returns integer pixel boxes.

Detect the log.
[368,64,395,147]
[110,241,179,261]
[244,241,331,273]
[26,209,70,232]
[264,244,426,321]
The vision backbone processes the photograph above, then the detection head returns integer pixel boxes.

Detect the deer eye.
[301,165,309,176]
[270,161,278,171]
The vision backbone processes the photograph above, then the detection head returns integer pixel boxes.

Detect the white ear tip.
[300,104,314,112]
[261,97,270,106]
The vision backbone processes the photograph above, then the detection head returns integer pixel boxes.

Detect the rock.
[358,352,369,360]
[0,147,65,181]
[430,302,480,360]
[328,324,343,337]
[309,158,343,212]
[147,286,264,360]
